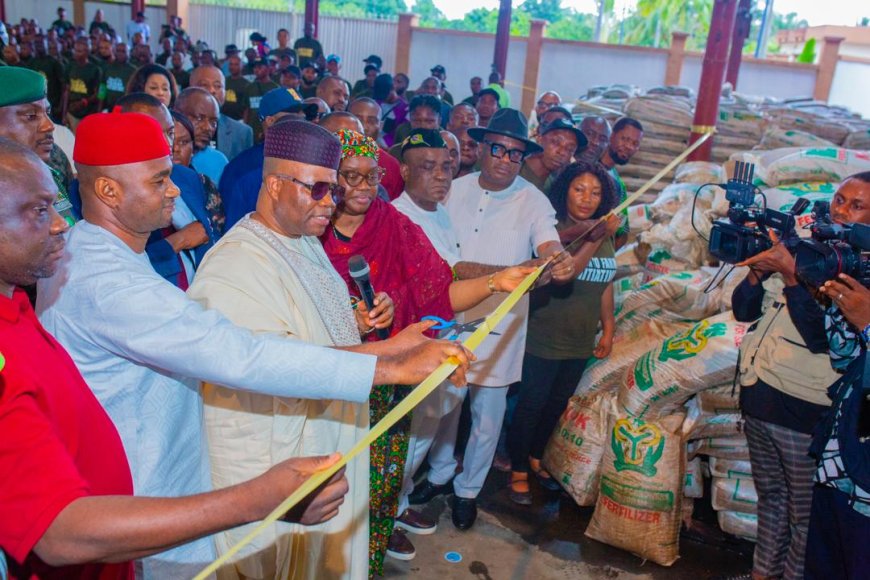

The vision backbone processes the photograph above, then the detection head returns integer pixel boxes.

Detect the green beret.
[0,68,48,108]
[401,128,447,153]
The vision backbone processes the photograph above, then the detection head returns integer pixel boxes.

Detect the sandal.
[509,471,532,505]
[529,458,561,491]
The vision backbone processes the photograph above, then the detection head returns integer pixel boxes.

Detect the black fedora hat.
[540,117,588,152]
[468,108,543,155]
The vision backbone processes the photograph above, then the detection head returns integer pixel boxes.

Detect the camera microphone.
[348,255,390,340]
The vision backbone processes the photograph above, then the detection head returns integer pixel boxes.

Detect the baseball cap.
[326,54,341,63]
[258,87,317,120]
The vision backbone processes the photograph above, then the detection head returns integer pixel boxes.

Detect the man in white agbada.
[187,119,394,579]
[36,110,473,579]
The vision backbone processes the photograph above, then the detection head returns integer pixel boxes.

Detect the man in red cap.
[36,111,472,576]
[0,136,350,579]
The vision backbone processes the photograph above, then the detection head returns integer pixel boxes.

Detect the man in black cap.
[299,62,320,99]
[429,65,453,105]
[244,59,279,142]
[475,87,500,128]
[293,22,323,68]
[410,109,573,531]
[363,54,383,69]
[351,63,379,99]
[279,65,302,92]
[520,118,587,193]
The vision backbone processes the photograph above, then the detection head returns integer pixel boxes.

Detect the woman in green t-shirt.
[507,161,620,504]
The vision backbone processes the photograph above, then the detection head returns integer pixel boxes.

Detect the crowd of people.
[1,9,869,580]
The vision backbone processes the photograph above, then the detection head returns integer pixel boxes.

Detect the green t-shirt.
[245,80,279,142]
[172,68,190,90]
[520,163,552,195]
[27,57,65,112]
[100,62,136,110]
[222,76,250,121]
[292,38,323,67]
[66,61,102,118]
[525,232,616,360]
[608,167,630,238]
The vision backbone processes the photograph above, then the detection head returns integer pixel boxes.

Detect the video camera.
[794,201,870,288]
[707,161,810,264]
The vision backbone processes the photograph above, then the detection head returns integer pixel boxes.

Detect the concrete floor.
[383,470,753,580]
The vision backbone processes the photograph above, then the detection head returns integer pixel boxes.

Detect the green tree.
[518,0,565,23]
[412,0,447,26]
[546,12,595,41]
[623,0,712,48]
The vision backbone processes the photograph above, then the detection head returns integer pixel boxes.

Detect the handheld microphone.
[348,255,390,340]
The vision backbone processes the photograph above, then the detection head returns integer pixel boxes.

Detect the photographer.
[804,172,870,580]
[732,217,841,579]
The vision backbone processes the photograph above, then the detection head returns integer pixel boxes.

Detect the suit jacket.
[216,113,253,162]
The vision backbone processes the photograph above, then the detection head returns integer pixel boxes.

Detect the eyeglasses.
[339,167,386,187]
[483,140,527,164]
[271,173,345,204]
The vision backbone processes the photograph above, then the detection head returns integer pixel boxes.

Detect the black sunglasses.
[271,173,345,204]
[483,139,527,164]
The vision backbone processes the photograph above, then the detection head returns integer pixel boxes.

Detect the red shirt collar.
[0,289,32,324]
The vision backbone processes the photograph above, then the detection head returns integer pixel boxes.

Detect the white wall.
[408,28,527,105]
[680,54,817,100]
[538,41,668,101]
[829,59,870,118]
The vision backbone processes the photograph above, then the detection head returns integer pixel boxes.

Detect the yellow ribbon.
[191,130,716,579]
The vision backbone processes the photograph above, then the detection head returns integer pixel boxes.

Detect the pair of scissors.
[421,316,501,340]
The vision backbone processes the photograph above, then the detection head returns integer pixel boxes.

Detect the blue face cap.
[326,54,341,64]
[258,87,306,120]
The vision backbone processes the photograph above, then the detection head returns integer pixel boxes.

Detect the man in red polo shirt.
[0,136,349,579]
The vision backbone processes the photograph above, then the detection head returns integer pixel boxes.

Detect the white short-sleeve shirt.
[445,172,559,386]
[392,192,462,267]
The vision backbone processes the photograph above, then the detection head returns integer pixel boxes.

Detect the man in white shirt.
[125,11,150,45]
[407,110,573,531]
[37,110,472,578]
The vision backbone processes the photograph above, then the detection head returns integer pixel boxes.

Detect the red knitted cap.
[73,110,170,166]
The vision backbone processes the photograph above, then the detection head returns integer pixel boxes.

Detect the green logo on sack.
[611,418,665,477]
[658,319,726,363]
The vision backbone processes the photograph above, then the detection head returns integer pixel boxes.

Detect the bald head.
[349,98,381,140]
[189,65,226,105]
[319,111,364,135]
[579,116,611,162]
[440,130,460,177]
[303,97,330,122]
[175,88,220,149]
[0,138,68,292]
[316,76,349,112]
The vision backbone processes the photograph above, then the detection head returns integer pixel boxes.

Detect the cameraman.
[804,172,870,580]
[732,220,841,579]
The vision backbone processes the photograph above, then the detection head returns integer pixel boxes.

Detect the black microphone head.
[348,255,370,282]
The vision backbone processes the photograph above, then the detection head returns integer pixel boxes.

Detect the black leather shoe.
[452,497,477,530]
[408,480,451,505]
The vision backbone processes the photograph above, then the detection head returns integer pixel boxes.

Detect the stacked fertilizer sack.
[619,95,694,201]
[539,145,870,564]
